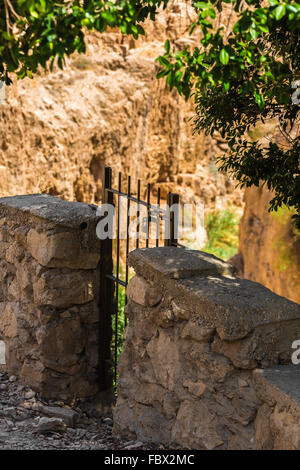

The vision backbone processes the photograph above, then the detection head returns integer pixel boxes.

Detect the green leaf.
[156,69,169,79]
[223,81,230,91]
[156,56,170,67]
[273,4,286,20]
[250,25,258,39]
[219,49,229,65]
[164,39,170,54]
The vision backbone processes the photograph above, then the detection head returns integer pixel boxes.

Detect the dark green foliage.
[156,0,300,227]
[111,287,126,394]
[0,0,168,83]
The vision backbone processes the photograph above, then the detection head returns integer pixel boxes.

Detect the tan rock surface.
[33,271,94,308]
[27,229,100,269]
[126,276,162,307]
[0,3,242,213]
[239,186,300,304]
[0,303,18,338]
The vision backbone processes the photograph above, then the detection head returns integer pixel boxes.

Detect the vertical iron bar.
[114,172,121,383]
[98,166,114,392]
[164,192,179,247]
[171,193,179,246]
[125,175,131,327]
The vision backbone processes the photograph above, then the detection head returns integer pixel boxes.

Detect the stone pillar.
[113,247,300,450]
[0,194,103,401]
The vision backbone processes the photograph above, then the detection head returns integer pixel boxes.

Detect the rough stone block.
[36,317,87,368]
[129,246,234,280]
[155,309,175,328]
[212,319,300,370]
[16,262,33,294]
[211,336,258,369]
[146,329,182,391]
[254,404,274,450]
[27,229,100,269]
[5,242,24,265]
[37,405,79,427]
[171,400,224,450]
[183,380,206,397]
[20,361,45,390]
[0,227,8,242]
[171,300,190,321]
[181,321,215,342]
[126,276,161,307]
[271,405,300,450]
[0,303,18,338]
[37,417,66,434]
[33,271,94,308]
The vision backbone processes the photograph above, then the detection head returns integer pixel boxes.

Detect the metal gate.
[98,166,183,392]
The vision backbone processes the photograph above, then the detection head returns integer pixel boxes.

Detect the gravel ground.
[0,368,158,450]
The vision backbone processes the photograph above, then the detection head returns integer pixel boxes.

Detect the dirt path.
[0,369,156,450]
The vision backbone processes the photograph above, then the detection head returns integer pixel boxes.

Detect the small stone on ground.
[0,371,156,450]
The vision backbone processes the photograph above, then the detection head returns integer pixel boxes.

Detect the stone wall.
[0,194,102,401]
[253,366,300,449]
[113,247,300,450]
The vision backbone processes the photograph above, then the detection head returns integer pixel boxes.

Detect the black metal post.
[98,166,114,392]
[171,193,179,246]
[164,192,179,247]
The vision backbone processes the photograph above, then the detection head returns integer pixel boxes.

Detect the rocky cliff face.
[239,187,300,305]
[0,2,242,212]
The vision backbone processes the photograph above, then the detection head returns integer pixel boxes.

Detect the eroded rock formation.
[239,187,300,305]
[0,2,242,211]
